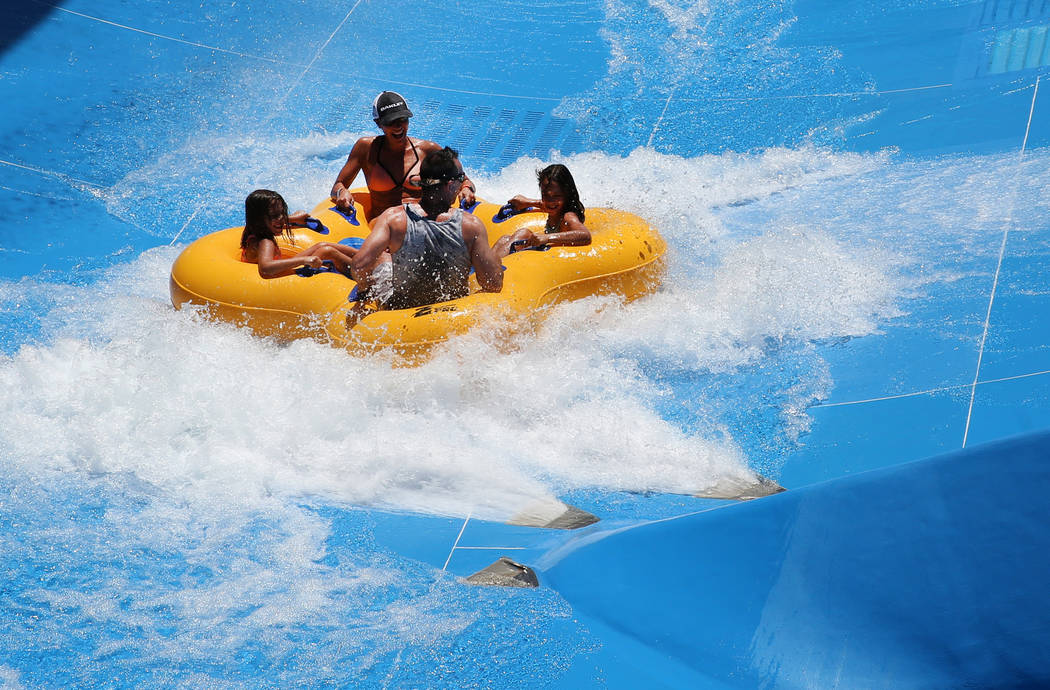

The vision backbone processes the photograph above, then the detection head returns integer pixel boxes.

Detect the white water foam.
[5,136,1049,684]
[14,145,1046,520]
[10,142,1050,520]
[8,0,1048,683]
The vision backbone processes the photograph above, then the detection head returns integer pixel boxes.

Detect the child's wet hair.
[538,164,584,222]
[241,189,292,249]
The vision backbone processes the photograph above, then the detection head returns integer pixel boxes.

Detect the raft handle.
[328,205,361,226]
[492,203,538,223]
[304,217,329,234]
[508,239,552,254]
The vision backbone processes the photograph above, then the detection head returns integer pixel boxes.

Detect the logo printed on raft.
[413,305,460,318]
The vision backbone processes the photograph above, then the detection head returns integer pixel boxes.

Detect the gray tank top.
[388,204,471,309]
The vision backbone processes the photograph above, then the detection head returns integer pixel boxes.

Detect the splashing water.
[3,0,1049,679]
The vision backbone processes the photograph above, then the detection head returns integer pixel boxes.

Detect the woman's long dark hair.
[538,164,584,223]
[241,189,291,249]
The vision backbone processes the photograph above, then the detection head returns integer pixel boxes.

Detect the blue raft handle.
[329,205,361,226]
[491,203,538,223]
[508,239,552,254]
[459,197,480,214]
[339,238,366,300]
[304,217,329,234]
[295,259,359,278]
[295,239,363,276]
[295,260,337,277]
[468,264,509,275]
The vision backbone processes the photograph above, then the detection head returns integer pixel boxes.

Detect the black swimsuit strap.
[375,135,420,192]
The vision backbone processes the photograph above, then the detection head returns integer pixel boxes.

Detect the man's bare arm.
[463,216,503,293]
[351,207,405,280]
[331,138,371,209]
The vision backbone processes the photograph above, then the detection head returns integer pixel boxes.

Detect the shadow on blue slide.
[542,430,1050,687]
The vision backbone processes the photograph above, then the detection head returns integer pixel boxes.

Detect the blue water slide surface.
[543,430,1050,687]
[1,0,1049,686]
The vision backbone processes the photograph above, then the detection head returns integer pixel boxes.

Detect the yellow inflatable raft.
[169,191,666,361]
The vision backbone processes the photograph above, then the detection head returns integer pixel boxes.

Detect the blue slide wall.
[543,431,1050,687]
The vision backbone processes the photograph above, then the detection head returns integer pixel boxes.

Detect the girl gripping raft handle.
[493,164,591,258]
[240,189,358,278]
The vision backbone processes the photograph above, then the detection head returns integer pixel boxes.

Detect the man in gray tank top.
[350,147,503,313]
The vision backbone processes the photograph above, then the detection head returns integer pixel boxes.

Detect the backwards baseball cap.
[372,91,413,125]
[417,147,463,189]
[417,170,466,189]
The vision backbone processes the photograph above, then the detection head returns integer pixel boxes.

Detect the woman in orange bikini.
[330,91,477,222]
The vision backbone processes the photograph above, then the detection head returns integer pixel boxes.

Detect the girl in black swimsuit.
[493,164,591,258]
